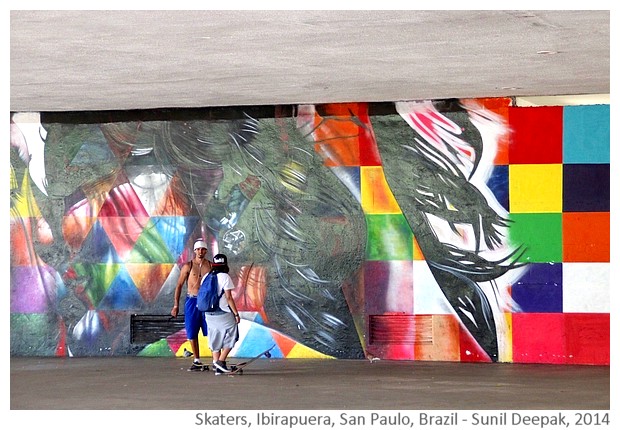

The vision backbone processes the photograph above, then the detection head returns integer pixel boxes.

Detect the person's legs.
[219,347,232,362]
[214,314,238,372]
[184,297,203,364]
[190,338,201,362]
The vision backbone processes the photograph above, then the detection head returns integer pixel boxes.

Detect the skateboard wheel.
[265,351,271,358]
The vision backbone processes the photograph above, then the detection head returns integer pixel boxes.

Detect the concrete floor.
[11,356,609,411]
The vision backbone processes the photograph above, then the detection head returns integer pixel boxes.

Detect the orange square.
[476,97,512,165]
[414,314,461,361]
[563,212,610,262]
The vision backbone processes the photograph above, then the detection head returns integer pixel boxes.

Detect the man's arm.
[171,262,190,317]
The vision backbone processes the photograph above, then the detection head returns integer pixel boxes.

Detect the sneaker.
[214,367,223,375]
[213,360,230,373]
[188,363,205,372]
[193,359,203,366]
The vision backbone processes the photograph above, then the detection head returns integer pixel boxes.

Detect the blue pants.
[184,295,208,340]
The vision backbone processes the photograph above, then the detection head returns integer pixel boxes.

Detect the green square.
[365,214,413,261]
[508,213,562,263]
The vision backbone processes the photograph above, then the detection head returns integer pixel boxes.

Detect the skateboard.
[227,344,276,375]
[187,362,209,372]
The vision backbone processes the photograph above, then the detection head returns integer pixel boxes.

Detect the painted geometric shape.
[155,264,182,301]
[62,213,96,251]
[564,313,609,365]
[10,218,36,266]
[457,322,493,363]
[357,106,383,167]
[414,314,461,361]
[286,342,333,359]
[99,216,151,262]
[478,97,512,166]
[562,212,609,262]
[97,266,144,310]
[73,263,122,307]
[486,164,509,212]
[152,174,195,216]
[512,313,565,364]
[365,259,413,316]
[68,139,116,166]
[233,265,267,312]
[75,171,123,217]
[12,171,42,218]
[125,263,175,303]
[368,341,414,360]
[165,328,189,355]
[234,324,284,359]
[563,163,609,212]
[563,104,610,164]
[127,219,175,264]
[508,163,562,213]
[365,214,413,261]
[10,265,62,313]
[562,263,609,313]
[98,182,149,217]
[136,339,174,357]
[511,263,563,313]
[508,106,563,164]
[412,236,425,260]
[360,166,401,214]
[310,103,367,167]
[75,220,122,264]
[72,310,104,345]
[412,260,453,315]
[64,188,89,213]
[270,330,298,357]
[11,313,61,356]
[508,213,562,263]
[368,314,432,344]
[329,166,361,204]
[125,166,172,216]
[150,215,199,260]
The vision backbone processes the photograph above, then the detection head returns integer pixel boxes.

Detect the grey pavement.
[10,356,609,411]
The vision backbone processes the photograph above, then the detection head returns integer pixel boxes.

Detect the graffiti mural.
[9,98,610,364]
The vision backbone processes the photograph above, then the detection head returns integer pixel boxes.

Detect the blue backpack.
[196,270,224,312]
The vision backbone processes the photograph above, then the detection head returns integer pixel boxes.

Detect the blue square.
[487,165,509,211]
[563,105,609,164]
[512,263,563,312]
[563,163,610,212]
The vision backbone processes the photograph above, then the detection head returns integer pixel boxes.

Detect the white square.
[412,261,454,315]
[562,263,609,313]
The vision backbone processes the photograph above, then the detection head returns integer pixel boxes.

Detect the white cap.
[193,240,207,250]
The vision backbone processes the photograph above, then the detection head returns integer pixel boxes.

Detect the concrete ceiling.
[10,9,610,113]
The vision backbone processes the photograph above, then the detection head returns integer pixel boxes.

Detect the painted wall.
[9,98,610,364]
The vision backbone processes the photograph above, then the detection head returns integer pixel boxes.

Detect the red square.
[565,313,609,365]
[508,106,563,164]
[512,313,566,363]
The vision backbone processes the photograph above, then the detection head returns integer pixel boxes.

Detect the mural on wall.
[9,98,610,364]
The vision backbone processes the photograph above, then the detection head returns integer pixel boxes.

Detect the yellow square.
[360,166,401,214]
[509,164,562,213]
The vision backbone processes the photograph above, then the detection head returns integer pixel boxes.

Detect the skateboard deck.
[227,344,276,375]
[187,363,209,372]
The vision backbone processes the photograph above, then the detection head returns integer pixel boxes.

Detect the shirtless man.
[171,239,212,371]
